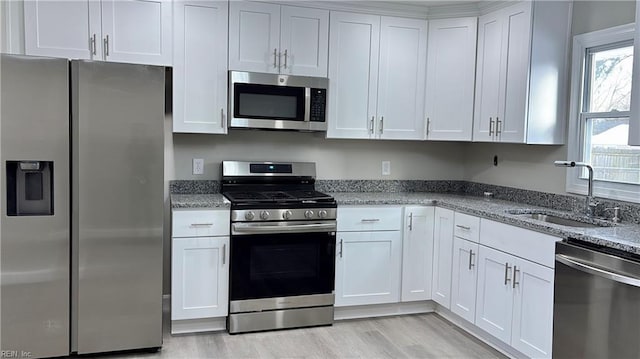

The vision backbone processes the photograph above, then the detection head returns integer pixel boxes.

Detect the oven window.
[230,232,335,301]
[234,83,305,120]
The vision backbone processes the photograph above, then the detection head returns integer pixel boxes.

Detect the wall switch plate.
[382,161,391,176]
[193,158,204,175]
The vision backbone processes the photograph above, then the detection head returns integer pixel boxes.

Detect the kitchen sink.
[505,209,615,228]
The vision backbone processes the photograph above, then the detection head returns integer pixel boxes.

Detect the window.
[567,24,640,203]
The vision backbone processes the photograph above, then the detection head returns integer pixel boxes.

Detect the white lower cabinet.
[475,245,554,358]
[401,206,435,302]
[171,208,230,334]
[171,236,229,320]
[450,237,478,323]
[432,207,454,308]
[335,230,402,306]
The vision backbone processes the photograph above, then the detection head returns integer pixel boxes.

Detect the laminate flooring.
[99,307,507,359]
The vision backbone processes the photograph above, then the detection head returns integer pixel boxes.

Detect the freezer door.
[1,55,70,358]
[71,60,164,353]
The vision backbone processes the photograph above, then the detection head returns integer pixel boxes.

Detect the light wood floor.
[100,309,507,359]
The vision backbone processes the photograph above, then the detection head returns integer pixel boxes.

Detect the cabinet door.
[450,237,479,323]
[171,236,229,320]
[101,0,172,65]
[335,231,402,307]
[279,6,329,77]
[432,207,454,308]
[425,17,477,141]
[173,0,228,134]
[497,2,532,143]
[24,0,100,59]
[511,258,554,358]
[229,2,281,73]
[377,16,427,140]
[473,10,503,142]
[327,12,380,139]
[475,246,514,344]
[401,206,435,302]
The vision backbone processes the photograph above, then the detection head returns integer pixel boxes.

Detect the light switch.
[382,161,391,176]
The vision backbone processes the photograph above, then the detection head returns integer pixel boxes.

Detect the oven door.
[230,224,336,302]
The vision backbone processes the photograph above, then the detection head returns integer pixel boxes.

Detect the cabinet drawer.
[337,206,402,231]
[172,209,230,237]
[479,219,560,268]
[454,212,480,243]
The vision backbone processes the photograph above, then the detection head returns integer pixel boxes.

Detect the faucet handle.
[604,207,622,223]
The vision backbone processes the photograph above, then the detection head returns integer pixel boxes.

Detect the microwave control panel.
[310,88,327,122]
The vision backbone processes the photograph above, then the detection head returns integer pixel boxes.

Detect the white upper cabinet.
[425,17,477,141]
[173,0,228,134]
[24,0,172,66]
[229,2,328,77]
[473,1,571,144]
[328,12,427,140]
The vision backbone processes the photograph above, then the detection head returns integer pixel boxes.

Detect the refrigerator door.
[71,61,164,353]
[1,55,70,358]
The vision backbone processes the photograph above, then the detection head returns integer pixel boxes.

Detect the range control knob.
[304,210,314,219]
[245,211,255,220]
[318,210,328,218]
[260,211,270,220]
[282,210,292,220]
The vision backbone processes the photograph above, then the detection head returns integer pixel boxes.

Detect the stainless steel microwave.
[229,71,328,131]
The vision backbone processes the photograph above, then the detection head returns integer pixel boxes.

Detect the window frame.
[566,23,640,203]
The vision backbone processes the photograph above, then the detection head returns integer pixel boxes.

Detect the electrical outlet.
[382,161,391,176]
[192,158,204,175]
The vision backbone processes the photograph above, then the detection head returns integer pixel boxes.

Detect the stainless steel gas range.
[221,161,337,334]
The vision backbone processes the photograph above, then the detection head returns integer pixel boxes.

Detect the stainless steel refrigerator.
[1,54,164,358]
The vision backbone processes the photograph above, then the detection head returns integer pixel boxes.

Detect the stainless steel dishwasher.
[553,240,640,358]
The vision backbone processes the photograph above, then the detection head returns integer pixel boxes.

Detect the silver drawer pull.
[468,249,475,270]
[189,223,213,228]
[504,262,512,285]
[512,266,520,288]
[361,219,380,222]
[456,224,471,230]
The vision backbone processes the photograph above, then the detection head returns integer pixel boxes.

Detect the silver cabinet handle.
[408,212,413,231]
[426,117,430,137]
[104,35,109,56]
[189,223,213,228]
[90,34,96,55]
[468,249,475,270]
[456,224,471,230]
[496,116,502,135]
[221,108,225,128]
[339,239,343,258]
[370,116,375,134]
[283,49,288,69]
[222,244,226,265]
[489,117,494,136]
[361,219,380,222]
[556,254,640,287]
[273,48,278,68]
[512,265,519,288]
[504,262,512,285]
[379,116,384,134]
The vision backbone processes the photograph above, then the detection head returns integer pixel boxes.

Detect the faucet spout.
[554,160,598,217]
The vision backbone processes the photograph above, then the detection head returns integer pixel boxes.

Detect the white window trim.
[566,23,640,204]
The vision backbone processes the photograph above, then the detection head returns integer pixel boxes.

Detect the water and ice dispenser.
[6,161,54,216]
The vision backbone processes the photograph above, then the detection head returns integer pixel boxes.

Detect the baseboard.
[171,317,227,335]
[435,305,526,359]
[334,300,434,321]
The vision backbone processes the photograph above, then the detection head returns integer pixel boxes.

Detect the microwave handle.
[304,88,311,123]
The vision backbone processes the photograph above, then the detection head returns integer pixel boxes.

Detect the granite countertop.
[170,191,640,255]
[331,192,640,256]
[170,194,230,209]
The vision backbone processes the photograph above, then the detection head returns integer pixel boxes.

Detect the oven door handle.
[232,222,337,235]
[556,254,640,288]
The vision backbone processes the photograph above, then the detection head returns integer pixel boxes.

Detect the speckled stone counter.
[170,194,230,209]
[331,192,640,256]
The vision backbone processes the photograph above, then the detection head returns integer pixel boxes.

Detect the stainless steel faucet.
[554,161,600,217]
